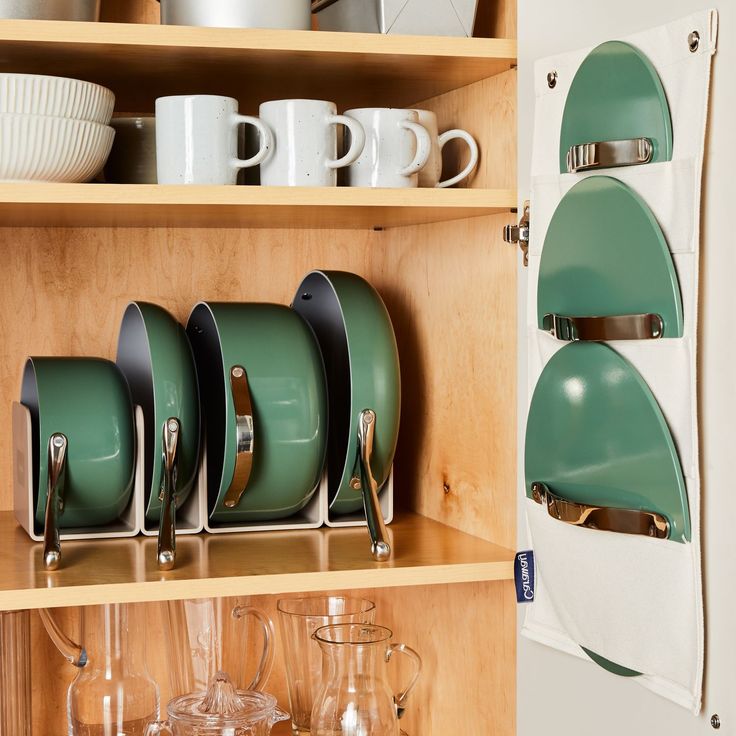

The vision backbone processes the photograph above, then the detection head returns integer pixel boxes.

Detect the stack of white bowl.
[0,73,115,182]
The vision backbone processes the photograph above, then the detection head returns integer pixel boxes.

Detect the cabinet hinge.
[503,201,530,266]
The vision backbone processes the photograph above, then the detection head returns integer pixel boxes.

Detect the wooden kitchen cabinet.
[0,0,518,732]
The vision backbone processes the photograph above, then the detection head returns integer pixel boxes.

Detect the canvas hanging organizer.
[521,10,718,714]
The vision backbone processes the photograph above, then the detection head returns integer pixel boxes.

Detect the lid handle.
[542,313,664,341]
[531,482,670,538]
[567,138,653,173]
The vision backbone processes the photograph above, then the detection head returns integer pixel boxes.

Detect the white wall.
[517,2,736,734]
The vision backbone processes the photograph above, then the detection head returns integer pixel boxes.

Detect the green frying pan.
[538,176,683,340]
[560,40,672,173]
[525,341,689,541]
[116,302,201,570]
[292,271,400,561]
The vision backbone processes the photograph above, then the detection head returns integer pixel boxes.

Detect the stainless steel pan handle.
[43,433,68,571]
[223,366,255,510]
[157,418,180,571]
[531,481,670,539]
[357,409,391,561]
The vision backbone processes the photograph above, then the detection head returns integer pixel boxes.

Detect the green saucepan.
[116,302,201,570]
[292,271,400,561]
[538,176,683,340]
[21,357,136,569]
[186,302,327,524]
[560,40,673,173]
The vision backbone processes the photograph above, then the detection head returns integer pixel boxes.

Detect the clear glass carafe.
[310,624,422,736]
[39,604,160,735]
[145,670,289,736]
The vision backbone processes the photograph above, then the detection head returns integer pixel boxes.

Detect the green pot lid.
[582,648,640,678]
[116,302,201,522]
[538,176,683,339]
[292,271,400,516]
[559,40,673,173]
[525,342,690,542]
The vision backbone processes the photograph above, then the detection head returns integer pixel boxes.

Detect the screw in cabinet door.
[547,71,558,88]
[688,31,700,52]
[711,714,721,729]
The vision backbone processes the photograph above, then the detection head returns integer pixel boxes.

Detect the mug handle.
[232,605,276,691]
[386,642,423,719]
[398,121,431,177]
[436,129,479,188]
[230,114,274,169]
[326,115,366,169]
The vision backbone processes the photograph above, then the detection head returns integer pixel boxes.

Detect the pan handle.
[223,366,255,510]
[357,409,391,561]
[43,433,68,571]
[157,418,180,571]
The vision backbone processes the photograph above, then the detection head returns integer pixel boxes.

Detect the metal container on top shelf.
[312,0,479,36]
[0,0,100,20]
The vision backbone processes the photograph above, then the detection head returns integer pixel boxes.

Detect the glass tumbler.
[277,597,376,735]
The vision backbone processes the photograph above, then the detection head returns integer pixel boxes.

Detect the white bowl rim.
[0,72,113,94]
[0,111,114,130]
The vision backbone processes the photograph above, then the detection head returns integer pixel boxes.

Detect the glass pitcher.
[144,670,289,736]
[39,604,160,736]
[163,598,274,696]
[310,624,422,736]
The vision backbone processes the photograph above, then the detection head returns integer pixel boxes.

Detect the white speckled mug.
[343,108,432,188]
[413,109,479,188]
[258,99,366,187]
[156,95,273,185]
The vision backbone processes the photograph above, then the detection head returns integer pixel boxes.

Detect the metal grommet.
[711,714,721,730]
[547,70,558,89]
[688,31,700,52]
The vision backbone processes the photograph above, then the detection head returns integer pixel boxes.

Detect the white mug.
[258,99,365,187]
[413,109,479,188]
[155,95,273,185]
[343,108,432,188]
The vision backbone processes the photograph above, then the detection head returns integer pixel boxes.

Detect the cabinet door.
[517,1,735,734]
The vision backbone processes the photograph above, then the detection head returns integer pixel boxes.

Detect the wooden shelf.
[0,20,516,112]
[0,184,516,228]
[0,512,514,611]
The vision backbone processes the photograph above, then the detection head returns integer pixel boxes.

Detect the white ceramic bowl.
[0,74,115,124]
[0,113,115,182]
